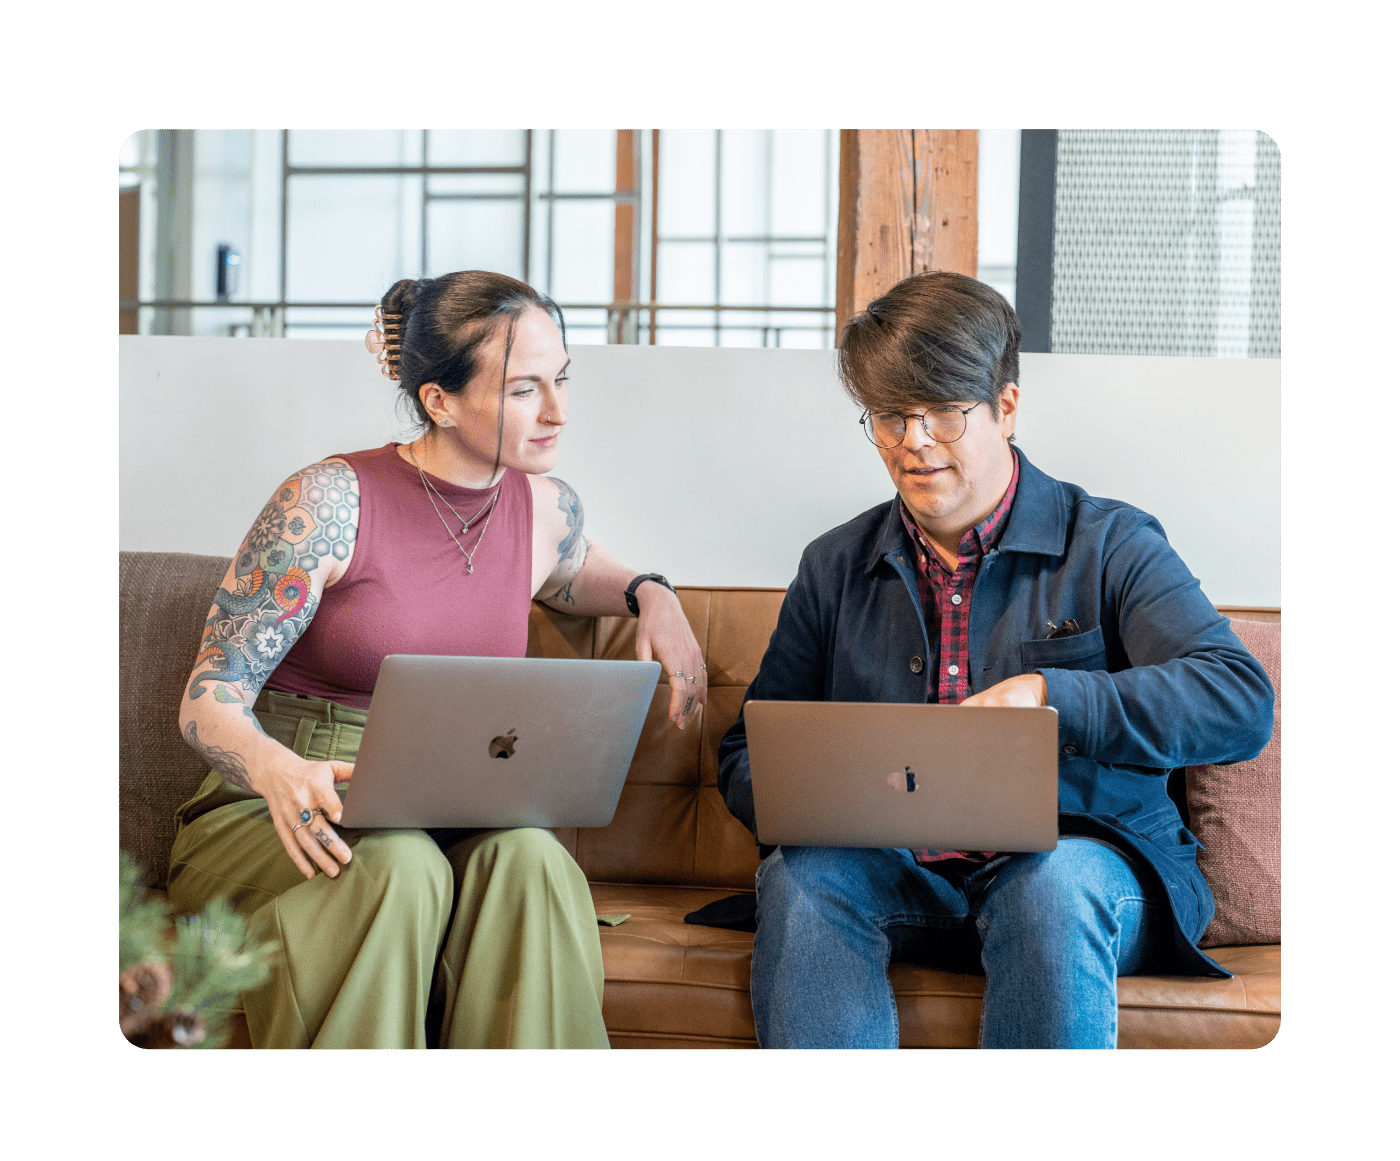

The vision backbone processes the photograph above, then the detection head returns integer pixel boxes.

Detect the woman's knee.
[463,827,584,883]
[349,828,455,907]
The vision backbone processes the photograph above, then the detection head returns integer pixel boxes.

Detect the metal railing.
[119,300,838,346]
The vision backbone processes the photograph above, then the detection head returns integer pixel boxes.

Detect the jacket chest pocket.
[1019,624,1107,674]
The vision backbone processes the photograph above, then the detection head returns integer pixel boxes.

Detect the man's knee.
[978,840,1145,944]
[759,846,846,901]
[756,846,908,926]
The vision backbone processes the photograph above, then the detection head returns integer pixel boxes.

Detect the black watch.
[624,573,675,615]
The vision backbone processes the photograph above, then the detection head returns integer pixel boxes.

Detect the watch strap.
[624,573,675,615]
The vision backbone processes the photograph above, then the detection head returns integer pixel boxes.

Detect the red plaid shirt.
[901,450,1020,865]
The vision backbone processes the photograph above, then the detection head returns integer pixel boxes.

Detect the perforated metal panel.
[1050,130,1280,358]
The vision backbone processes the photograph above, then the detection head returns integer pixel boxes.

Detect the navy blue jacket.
[717,448,1275,976]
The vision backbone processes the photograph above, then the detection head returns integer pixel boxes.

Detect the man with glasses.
[716,271,1274,1048]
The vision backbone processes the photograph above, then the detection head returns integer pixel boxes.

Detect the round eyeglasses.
[860,402,981,449]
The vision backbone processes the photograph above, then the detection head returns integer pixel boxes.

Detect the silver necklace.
[409,441,501,574]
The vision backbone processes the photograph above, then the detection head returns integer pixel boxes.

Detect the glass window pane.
[655,306,717,346]
[720,242,766,304]
[288,130,422,168]
[552,129,616,192]
[659,130,716,236]
[770,130,827,236]
[426,198,525,281]
[558,306,608,347]
[721,130,766,237]
[778,326,826,349]
[286,175,422,301]
[718,328,765,348]
[285,306,374,340]
[769,256,826,306]
[657,240,715,304]
[426,173,525,196]
[428,130,527,167]
[119,132,144,169]
[549,199,613,304]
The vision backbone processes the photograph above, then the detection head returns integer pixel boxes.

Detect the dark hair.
[836,271,1021,421]
[379,270,566,431]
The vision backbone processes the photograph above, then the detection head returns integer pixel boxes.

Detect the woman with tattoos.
[167,270,707,1048]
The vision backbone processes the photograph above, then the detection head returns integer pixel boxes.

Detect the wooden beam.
[613,129,640,343]
[836,130,979,333]
[119,186,140,334]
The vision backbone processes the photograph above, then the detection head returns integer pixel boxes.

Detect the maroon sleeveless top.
[266,443,534,709]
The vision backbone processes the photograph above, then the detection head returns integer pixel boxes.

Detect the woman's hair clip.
[364,305,403,380]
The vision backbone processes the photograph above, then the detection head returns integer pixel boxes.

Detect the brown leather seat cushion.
[591,883,1280,1049]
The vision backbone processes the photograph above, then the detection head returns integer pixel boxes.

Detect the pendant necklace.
[409,440,501,574]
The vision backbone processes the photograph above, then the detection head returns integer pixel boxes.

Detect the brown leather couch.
[120,550,1281,1048]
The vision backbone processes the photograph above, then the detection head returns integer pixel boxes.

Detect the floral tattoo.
[186,462,358,705]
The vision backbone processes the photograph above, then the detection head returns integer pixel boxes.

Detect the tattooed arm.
[177,459,361,879]
[528,475,707,728]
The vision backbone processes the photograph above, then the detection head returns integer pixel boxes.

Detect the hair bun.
[382,278,419,319]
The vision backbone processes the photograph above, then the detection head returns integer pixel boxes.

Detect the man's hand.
[960,673,1047,708]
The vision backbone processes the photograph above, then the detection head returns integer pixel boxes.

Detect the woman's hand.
[634,583,707,728]
[252,755,356,879]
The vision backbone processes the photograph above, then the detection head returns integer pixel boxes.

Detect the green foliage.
[119,852,172,972]
[119,851,277,1049]
[167,899,277,1047]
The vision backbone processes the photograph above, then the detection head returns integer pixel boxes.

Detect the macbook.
[338,655,661,829]
[744,701,1059,851]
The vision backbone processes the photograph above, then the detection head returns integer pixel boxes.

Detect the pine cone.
[134,1008,207,1049]
[119,960,173,1040]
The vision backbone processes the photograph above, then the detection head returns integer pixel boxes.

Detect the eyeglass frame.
[859,401,982,448]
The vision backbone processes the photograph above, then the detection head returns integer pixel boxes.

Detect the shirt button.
[910,656,924,674]
[947,664,959,676]
[950,594,962,605]
[1061,745,1078,756]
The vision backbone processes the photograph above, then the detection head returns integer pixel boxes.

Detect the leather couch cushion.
[1185,618,1282,947]
[590,883,1280,1049]
[530,592,778,891]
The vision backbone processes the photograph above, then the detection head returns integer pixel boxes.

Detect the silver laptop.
[338,655,661,829]
[745,701,1059,851]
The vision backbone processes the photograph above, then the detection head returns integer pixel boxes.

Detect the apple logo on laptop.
[489,729,518,759]
[885,766,918,792]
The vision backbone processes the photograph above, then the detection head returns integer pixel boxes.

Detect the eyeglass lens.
[863,406,969,448]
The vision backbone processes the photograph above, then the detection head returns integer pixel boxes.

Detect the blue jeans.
[750,838,1167,1048]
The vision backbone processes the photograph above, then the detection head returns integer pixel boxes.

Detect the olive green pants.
[167,691,609,1049]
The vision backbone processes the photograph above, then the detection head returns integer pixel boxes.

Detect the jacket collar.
[864,446,1067,575]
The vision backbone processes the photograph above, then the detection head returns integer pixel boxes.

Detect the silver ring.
[290,823,303,835]
[688,675,697,683]
[299,809,313,824]
[672,670,684,678]
[700,664,707,671]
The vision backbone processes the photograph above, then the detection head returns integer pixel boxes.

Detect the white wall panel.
[120,338,1279,605]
